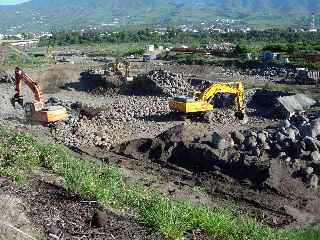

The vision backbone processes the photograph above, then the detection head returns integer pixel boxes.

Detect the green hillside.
[0,0,319,32]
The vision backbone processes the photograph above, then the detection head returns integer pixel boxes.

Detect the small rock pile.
[241,66,295,79]
[132,70,192,97]
[0,70,13,83]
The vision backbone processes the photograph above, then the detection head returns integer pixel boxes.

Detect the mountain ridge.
[0,0,319,32]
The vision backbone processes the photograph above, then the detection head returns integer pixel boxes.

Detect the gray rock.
[47,225,62,239]
[95,131,107,139]
[300,140,307,151]
[257,132,267,144]
[212,132,231,150]
[310,119,320,138]
[231,131,245,145]
[244,136,257,149]
[301,118,320,138]
[252,147,261,157]
[292,159,301,169]
[249,131,257,138]
[276,132,286,142]
[308,174,319,189]
[0,177,7,187]
[305,167,314,175]
[277,94,316,119]
[91,210,109,228]
[310,151,320,162]
[239,144,245,151]
[304,137,319,152]
[290,142,302,159]
[286,128,296,140]
[280,119,291,128]
[262,143,271,150]
[284,157,291,163]
[300,150,311,159]
[168,185,176,194]
[272,143,282,153]
[279,152,287,158]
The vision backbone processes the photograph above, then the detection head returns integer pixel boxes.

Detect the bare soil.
[1,61,320,238]
[1,171,165,240]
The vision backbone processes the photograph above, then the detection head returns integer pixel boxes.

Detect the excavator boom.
[11,67,68,123]
[14,67,45,103]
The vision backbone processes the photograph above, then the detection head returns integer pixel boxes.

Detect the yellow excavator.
[169,81,246,120]
[112,58,132,80]
[11,67,68,123]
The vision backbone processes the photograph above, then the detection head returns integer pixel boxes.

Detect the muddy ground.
[0,62,320,239]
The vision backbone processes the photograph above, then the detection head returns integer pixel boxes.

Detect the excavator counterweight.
[11,67,68,123]
[169,81,246,120]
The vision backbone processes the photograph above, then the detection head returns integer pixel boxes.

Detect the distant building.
[145,44,155,52]
[10,40,38,48]
[261,51,281,61]
[143,53,159,62]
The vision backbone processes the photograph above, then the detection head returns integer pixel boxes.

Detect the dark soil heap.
[112,116,320,228]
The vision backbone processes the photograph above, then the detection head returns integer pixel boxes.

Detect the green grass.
[0,127,319,239]
[2,54,49,68]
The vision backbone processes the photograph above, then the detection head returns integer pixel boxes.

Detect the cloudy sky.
[0,0,30,5]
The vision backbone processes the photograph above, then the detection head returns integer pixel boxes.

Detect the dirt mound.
[29,64,85,94]
[112,120,320,227]
[132,70,193,97]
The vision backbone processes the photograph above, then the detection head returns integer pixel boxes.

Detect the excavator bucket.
[235,111,245,120]
[10,95,24,109]
[235,111,248,124]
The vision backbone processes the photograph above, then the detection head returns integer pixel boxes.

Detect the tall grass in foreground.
[0,128,319,240]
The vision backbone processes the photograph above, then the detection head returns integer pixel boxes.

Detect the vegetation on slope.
[0,0,319,31]
[39,29,320,47]
[0,127,319,239]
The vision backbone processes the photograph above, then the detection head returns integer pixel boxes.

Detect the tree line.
[39,28,320,54]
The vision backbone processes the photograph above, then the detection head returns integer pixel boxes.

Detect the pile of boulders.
[0,70,13,83]
[213,114,320,188]
[241,66,295,79]
[132,70,192,97]
[50,95,177,149]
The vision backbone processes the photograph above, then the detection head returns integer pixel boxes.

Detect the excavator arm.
[10,67,68,123]
[11,67,45,107]
[197,82,245,116]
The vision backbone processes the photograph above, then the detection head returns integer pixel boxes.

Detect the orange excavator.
[11,67,68,123]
